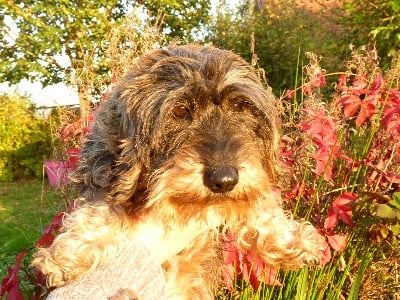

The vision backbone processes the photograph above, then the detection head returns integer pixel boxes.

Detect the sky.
[0,80,80,107]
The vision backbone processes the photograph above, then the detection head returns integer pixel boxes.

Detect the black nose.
[204,164,239,193]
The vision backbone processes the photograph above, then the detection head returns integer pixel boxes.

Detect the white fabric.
[46,241,166,300]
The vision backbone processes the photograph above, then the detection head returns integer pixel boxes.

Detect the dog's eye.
[172,105,191,120]
[233,99,251,112]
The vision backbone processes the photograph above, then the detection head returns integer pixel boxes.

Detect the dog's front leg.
[238,207,326,269]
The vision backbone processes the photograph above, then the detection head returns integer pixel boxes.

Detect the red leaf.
[355,96,377,126]
[333,192,357,207]
[285,89,295,99]
[324,208,339,231]
[262,266,281,286]
[351,76,368,91]
[385,172,400,184]
[340,95,361,119]
[221,236,281,290]
[382,88,400,131]
[36,211,66,248]
[0,250,28,299]
[370,73,383,93]
[314,72,326,87]
[324,193,357,230]
[319,243,332,266]
[337,74,347,91]
[326,233,347,252]
[62,124,75,140]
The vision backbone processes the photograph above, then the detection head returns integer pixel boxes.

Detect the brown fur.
[32,44,326,299]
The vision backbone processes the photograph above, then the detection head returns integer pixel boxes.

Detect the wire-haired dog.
[33,45,326,299]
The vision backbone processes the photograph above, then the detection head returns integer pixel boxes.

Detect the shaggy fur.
[32,44,326,299]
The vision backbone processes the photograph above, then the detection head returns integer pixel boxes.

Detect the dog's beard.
[145,143,278,227]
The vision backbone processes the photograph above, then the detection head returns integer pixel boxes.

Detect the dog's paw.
[293,222,327,267]
[31,249,71,287]
[244,210,327,270]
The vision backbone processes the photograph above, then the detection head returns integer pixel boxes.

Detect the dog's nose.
[204,164,239,193]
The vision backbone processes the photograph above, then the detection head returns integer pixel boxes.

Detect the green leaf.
[392,224,400,236]
[390,1,400,12]
[389,192,400,210]
[375,204,397,219]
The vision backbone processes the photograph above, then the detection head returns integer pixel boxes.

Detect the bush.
[0,94,52,181]
[341,0,400,69]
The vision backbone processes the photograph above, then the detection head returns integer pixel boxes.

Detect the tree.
[208,0,347,94]
[341,0,400,69]
[0,0,211,117]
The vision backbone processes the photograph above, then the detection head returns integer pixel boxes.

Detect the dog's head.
[74,44,281,216]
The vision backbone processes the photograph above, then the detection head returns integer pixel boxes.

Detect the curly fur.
[32,44,326,299]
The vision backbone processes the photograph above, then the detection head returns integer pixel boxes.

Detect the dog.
[32,44,326,299]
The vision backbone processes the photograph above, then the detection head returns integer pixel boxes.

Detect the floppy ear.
[73,91,143,205]
[74,49,173,204]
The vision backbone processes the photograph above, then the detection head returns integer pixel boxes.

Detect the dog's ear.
[72,94,142,204]
[73,49,174,204]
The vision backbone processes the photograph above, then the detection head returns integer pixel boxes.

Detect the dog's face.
[75,45,281,217]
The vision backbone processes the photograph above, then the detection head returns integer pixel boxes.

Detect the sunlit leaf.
[375,203,397,219]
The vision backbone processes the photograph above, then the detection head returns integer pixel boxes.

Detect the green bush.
[0,94,52,181]
[342,0,400,69]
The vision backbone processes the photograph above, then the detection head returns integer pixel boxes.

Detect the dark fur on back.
[73,45,280,212]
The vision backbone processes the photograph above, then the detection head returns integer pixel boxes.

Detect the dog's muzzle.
[204,164,239,193]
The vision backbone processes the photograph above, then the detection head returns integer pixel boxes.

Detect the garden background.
[0,0,399,299]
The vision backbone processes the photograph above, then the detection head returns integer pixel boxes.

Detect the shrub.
[0,94,52,181]
[341,0,400,69]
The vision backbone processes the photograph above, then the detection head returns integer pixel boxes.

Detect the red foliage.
[35,211,67,248]
[324,192,357,231]
[381,88,400,139]
[61,112,94,170]
[222,235,281,291]
[337,74,383,127]
[0,250,28,300]
[300,107,339,180]
[0,204,74,300]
